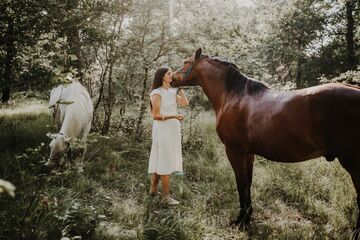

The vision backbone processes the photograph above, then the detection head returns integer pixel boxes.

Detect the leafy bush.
[320,68,360,86]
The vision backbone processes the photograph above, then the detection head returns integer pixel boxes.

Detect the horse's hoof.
[229,218,241,227]
[229,218,250,230]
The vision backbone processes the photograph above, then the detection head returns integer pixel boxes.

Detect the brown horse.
[172,48,360,234]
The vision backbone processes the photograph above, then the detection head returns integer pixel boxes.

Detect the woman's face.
[162,69,173,84]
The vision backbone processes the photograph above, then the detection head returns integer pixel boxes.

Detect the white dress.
[148,87,183,175]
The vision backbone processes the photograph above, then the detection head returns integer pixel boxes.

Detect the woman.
[148,66,189,205]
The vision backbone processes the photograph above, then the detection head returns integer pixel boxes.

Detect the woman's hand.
[176,89,189,107]
[175,114,184,121]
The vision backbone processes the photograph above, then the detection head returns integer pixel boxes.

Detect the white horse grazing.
[47,81,93,172]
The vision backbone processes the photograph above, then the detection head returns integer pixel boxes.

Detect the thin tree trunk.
[66,0,83,81]
[133,10,150,140]
[101,39,117,135]
[2,17,15,103]
[101,59,115,135]
[93,45,109,113]
[92,45,109,132]
[135,67,149,140]
[99,13,124,134]
[346,0,357,70]
[295,39,303,89]
[295,57,302,89]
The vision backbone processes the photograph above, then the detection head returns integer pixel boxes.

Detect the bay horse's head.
[172,48,207,87]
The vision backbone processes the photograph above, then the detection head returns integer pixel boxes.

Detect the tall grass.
[0,110,102,240]
[139,112,357,239]
[0,107,358,239]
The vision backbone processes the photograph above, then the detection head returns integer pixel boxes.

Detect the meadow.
[1,0,359,239]
[0,100,358,240]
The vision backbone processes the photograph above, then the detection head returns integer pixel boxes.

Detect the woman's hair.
[150,66,169,110]
[151,66,169,90]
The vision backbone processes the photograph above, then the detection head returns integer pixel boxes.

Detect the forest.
[1,0,360,239]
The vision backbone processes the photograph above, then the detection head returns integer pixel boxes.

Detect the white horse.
[47,81,93,172]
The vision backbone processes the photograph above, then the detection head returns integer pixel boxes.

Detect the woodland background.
[0,0,360,239]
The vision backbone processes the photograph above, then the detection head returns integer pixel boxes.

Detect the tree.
[345,0,358,69]
[257,0,327,88]
[0,0,50,102]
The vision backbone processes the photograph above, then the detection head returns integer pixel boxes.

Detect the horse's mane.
[211,57,269,95]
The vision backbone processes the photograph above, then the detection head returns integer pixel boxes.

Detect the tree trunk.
[345,0,357,70]
[295,53,304,89]
[135,67,149,141]
[68,28,83,81]
[101,59,115,135]
[133,10,150,140]
[295,57,302,89]
[295,38,304,89]
[1,17,15,103]
[66,0,83,81]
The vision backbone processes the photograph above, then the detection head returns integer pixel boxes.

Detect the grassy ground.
[0,102,358,239]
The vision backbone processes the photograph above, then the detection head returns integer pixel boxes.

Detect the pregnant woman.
[148,66,189,205]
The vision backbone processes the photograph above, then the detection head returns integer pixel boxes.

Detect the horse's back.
[307,83,360,157]
[65,82,93,137]
[67,82,93,117]
[307,83,360,132]
[239,83,360,161]
[50,81,93,138]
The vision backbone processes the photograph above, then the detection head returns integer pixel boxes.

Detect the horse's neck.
[198,69,227,115]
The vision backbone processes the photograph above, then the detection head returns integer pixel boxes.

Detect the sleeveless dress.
[148,87,183,175]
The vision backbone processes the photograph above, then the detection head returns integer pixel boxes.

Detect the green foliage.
[0,111,100,240]
[2,0,360,238]
[0,112,51,152]
[2,0,359,132]
[0,0,58,96]
[320,68,360,86]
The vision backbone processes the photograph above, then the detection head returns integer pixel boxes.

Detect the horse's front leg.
[225,146,254,228]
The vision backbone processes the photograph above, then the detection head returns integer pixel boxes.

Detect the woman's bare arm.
[176,89,189,107]
[151,94,183,121]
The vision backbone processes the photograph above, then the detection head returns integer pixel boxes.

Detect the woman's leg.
[161,175,179,205]
[150,173,160,194]
[161,174,170,197]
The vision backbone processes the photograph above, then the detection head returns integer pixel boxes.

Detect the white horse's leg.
[45,159,56,167]
[77,122,91,173]
[64,153,72,168]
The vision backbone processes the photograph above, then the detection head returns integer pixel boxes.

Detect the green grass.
[0,106,358,239]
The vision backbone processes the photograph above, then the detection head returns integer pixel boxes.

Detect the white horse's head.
[46,133,71,165]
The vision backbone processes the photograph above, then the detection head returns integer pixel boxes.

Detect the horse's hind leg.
[338,158,360,238]
[78,123,91,173]
[225,146,254,228]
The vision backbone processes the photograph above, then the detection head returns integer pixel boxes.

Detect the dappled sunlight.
[1,103,358,239]
[0,101,48,117]
[1,0,359,238]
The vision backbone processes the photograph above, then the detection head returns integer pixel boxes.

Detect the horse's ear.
[195,48,202,60]
[64,137,72,142]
